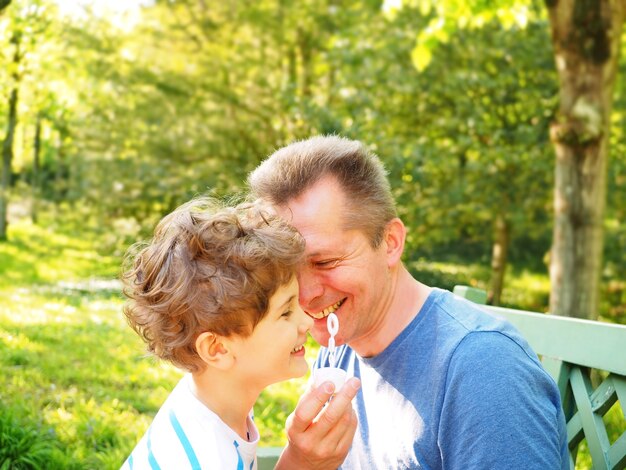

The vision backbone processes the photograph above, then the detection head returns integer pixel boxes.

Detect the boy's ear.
[195,332,234,371]
[383,217,406,268]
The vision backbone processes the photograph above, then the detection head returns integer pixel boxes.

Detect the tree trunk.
[287,47,296,89]
[546,0,625,319]
[31,113,42,224]
[54,129,67,201]
[488,214,510,306]
[0,33,20,241]
[297,27,313,99]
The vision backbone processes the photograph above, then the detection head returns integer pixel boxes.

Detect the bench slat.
[257,447,282,469]
[570,367,611,469]
[609,432,626,470]
[483,305,626,376]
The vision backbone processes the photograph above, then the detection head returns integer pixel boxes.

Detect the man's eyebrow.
[306,250,333,258]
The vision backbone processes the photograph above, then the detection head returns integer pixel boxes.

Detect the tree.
[405,20,557,305]
[0,0,53,240]
[545,0,625,319]
[0,30,21,240]
[399,0,626,318]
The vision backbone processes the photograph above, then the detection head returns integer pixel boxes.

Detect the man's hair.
[121,197,305,373]
[248,135,396,247]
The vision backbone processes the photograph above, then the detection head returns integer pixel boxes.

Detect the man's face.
[277,176,393,351]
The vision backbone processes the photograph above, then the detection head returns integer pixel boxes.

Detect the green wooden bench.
[258,286,626,470]
[258,447,284,470]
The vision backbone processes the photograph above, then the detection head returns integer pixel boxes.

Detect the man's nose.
[297,269,323,308]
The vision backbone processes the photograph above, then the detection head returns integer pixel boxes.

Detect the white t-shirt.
[122,374,259,469]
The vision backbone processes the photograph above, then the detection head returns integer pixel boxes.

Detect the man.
[249,135,568,469]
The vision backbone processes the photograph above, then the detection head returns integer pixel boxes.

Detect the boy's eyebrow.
[277,295,297,311]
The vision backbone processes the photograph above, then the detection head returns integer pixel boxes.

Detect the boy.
[121,197,313,469]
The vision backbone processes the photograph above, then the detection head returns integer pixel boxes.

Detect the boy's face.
[230,277,313,388]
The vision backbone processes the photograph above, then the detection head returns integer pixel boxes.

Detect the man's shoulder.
[428,288,518,336]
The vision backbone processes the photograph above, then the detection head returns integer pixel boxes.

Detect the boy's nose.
[298,306,314,331]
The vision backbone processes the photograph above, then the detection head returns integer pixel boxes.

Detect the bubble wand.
[326,312,339,367]
[313,312,347,391]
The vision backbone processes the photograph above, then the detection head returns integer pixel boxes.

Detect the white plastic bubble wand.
[313,312,347,391]
[327,312,339,367]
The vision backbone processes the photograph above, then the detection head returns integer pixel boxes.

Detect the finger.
[334,407,358,453]
[308,392,358,461]
[316,403,356,453]
[289,381,336,434]
[313,377,361,431]
[318,383,359,444]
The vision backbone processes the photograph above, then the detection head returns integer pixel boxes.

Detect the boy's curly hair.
[121,197,305,373]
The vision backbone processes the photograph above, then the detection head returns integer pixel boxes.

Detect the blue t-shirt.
[315,288,569,469]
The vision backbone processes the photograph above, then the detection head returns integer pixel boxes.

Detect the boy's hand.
[275,377,361,470]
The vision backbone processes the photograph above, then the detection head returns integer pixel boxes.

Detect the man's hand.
[275,377,361,470]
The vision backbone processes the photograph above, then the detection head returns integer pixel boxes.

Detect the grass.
[1,219,623,468]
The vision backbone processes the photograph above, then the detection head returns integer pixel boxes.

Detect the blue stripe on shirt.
[169,409,201,469]
[146,425,161,470]
[234,441,244,470]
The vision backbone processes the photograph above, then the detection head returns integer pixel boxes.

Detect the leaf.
[411,42,432,71]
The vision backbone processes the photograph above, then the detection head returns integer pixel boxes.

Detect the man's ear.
[195,332,234,371]
[383,217,406,268]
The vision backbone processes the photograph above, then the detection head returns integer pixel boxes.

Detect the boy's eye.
[281,310,292,318]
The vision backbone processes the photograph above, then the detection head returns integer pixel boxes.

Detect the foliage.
[393,15,557,261]
[1,0,623,310]
[0,408,60,470]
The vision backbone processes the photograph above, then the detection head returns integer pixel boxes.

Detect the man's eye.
[315,259,338,268]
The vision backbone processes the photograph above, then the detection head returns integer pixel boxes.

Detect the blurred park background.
[0,0,625,467]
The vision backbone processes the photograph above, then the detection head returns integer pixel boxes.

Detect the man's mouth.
[307,298,346,320]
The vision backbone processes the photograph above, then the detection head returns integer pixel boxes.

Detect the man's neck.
[350,267,430,358]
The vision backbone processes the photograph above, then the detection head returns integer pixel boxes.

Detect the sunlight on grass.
[1,279,306,465]
[407,258,491,292]
[0,221,118,287]
[0,222,173,467]
[0,286,179,468]
[0,329,44,354]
